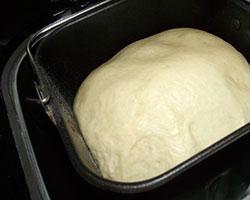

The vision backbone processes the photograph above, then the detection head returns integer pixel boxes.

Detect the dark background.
[0,1,53,199]
[0,1,88,199]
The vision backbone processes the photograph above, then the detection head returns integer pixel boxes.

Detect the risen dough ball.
[74,28,250,182]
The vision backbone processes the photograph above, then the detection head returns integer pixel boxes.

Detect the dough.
[73,28,250,182]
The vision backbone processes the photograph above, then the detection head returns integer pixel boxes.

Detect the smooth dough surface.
[74,28,250,182]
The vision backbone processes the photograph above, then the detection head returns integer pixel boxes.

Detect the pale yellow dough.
[73,28,250,182]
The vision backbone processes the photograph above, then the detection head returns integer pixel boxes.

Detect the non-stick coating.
[34,0,250,193]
